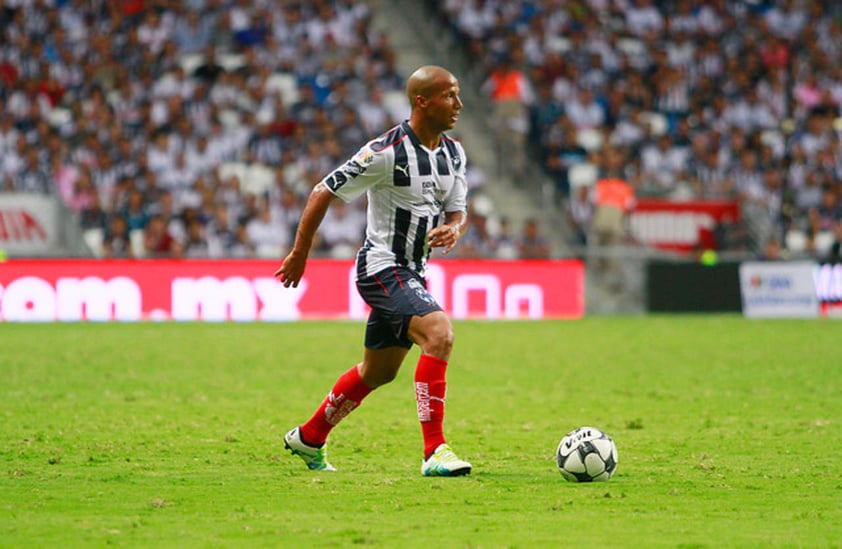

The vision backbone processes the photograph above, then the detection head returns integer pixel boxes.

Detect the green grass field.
[1,317,840,547]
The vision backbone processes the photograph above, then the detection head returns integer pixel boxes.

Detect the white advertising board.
[0,194,62,255]
[739,261,819,318]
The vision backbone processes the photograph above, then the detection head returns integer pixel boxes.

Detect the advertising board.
[0,259,585,322]
[739,261,819,318]
[629,199,740,252]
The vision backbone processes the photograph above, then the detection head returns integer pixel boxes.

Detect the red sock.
[415,354,448,458]
[300,365,372,446]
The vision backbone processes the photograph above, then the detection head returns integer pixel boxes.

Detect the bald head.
[406,65,456,110]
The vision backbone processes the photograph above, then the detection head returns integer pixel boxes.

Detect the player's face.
[426,77,462,131]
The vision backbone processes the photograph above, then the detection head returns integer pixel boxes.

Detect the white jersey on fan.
[323,121,468,279]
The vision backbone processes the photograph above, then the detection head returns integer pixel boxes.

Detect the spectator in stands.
[15,148,53,194]
[567,184,594,248]
[544,122,589,200]
[174,9,214,55]
[591,148,636,286]
[517,218,551,259]
[318,200,365,259]
[144,214,177,258]
[102,214,133,259]
[182,218,211,258]
[481,54,534,182]
[121,189,150,233]
[193,44,225,84]
[246,198,289,258]
[457,209,496,259]
[229,222,255,258]
[809,188,842,235]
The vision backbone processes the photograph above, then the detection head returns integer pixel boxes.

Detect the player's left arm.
[427,210,467,255]
[428,141,468,254]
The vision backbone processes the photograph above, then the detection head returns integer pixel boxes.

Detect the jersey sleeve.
[443,140,468,214]
[321,142,389,203]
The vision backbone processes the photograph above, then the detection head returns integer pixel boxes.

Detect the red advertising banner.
[629,199,740,252]
[0,259,584,322]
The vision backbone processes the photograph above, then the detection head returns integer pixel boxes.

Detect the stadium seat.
[218,162,249,185]
[760,129,783,146]
[179,53,204,75]
[568,163,599,188]
[83,228,105,258]
[329,243,356,259]
[255,244,285,259]
[814,231,835,256]
[784,229,807,253]
[616,37,645,57]
[639,111,668,136]
[546,36,571,53]
[218,52,246,72]
[576,128,604,152]
[241,163,275,197]
[130,229,146,258]
[217,108,242,128]
[472,194,496,217]
[265,72,300,106]
[383,90,410,124]
[46,107,72,128]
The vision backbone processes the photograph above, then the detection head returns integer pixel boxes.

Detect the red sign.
[629,199,740,252]
[0,259,584,322]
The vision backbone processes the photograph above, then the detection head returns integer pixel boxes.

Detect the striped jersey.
[322,121,468,279]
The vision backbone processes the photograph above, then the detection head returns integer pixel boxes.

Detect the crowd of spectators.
[0,0,564,262]
[0,0,418,259]
[428,0,842,259]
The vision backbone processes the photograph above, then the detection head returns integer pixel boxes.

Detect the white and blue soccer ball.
[556,426,618,482]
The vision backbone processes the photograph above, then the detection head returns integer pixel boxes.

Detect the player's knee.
[423,320,454,359]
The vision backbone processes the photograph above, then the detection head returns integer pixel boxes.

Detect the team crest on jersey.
[407,278,436,305]
[451,152,462,172]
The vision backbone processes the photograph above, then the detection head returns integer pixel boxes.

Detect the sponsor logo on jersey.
[354,147,374,166]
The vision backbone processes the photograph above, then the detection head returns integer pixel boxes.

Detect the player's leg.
[409,311,471,477]
[359,345,410,387]
[284,359,376,471]
[285,299,410,471]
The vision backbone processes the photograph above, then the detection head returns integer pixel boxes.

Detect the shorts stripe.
[392,267,404,288]
[373,274,390,296]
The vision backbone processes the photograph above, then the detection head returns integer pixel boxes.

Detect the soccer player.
[275,65,471,477]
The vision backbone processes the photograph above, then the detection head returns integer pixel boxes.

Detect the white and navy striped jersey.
[322,121,468,279]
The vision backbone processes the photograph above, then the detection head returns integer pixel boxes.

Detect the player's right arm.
[275,140,387,287]
[274,182,336,288]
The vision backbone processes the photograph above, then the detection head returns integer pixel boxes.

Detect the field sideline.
[1,317,840,547]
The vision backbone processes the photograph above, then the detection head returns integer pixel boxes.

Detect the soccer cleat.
[284,427,336,471]
[421,443,472,477]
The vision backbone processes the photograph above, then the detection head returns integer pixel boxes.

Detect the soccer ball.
[556,426,618,482]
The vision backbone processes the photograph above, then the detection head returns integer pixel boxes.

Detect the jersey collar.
[401,120,442,152]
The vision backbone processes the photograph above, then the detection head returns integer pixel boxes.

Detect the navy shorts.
[356,267,442,349]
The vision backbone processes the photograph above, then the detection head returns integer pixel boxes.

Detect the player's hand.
[427,225,460,255]
[274,251,307,288]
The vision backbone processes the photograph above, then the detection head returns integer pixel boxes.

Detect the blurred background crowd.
[433,0,842,261]
[1,0,841,262]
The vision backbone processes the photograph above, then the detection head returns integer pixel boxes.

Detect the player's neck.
[407,118,441,150]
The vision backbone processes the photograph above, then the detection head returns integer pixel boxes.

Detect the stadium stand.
[424,0,842,259]
[2,0,841,264]
[0,0,415,259]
